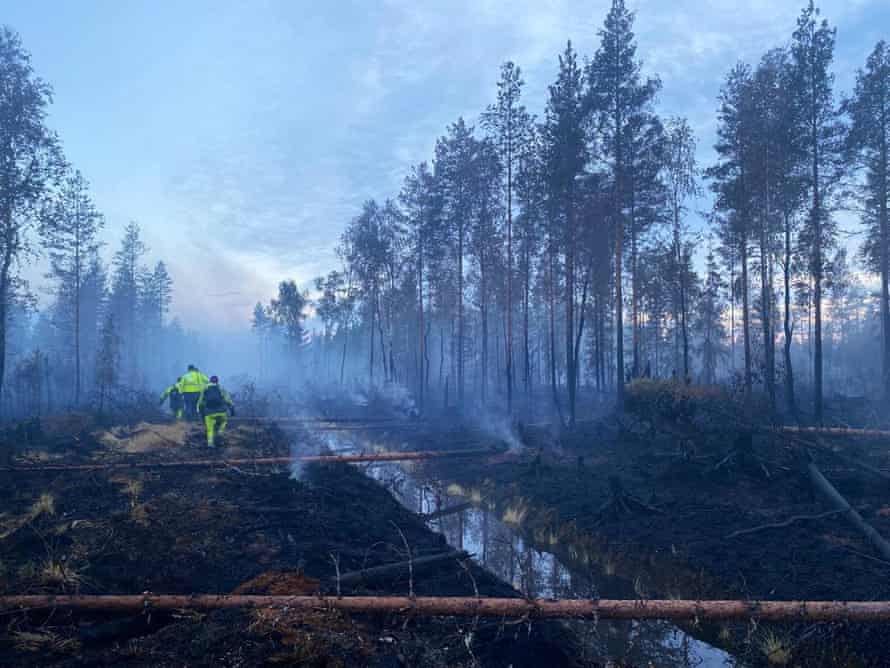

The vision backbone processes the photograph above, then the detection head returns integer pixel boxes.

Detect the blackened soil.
[357,405,890,667]
[0,418,581,667]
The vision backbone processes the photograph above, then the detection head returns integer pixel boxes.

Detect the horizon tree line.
[274,0,889,426]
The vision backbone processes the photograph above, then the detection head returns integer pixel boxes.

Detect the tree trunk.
[813,115,824,425]
[615,208,625,404]
[565,195,576,425]
[417,255,425,411]
[458,224,465,407]
[741,235,752,398]
[548,236,562,422]
[879,106,890,404]
[506,153,514,413]
[783,213,796,415]
[481,257,489,403]
[760,220,775,413]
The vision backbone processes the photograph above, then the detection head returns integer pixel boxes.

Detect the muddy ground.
[0,416,579,667]
[339,384,890,667]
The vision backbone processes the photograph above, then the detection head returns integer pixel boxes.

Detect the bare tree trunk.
[812,112,824,425]
[879,111,890,404]
[783,213,796,415]
[506,156,514,413]
[418,243,425,411]
[760,222,775,413]
[524,235,531,398]
[481,257,489,403]
[741,235,752,398]
[548,236,562,422]
[458,224,465,407]
[565,197,576,425]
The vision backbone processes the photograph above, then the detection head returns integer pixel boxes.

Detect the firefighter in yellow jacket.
[197,375,235,447]
[159,377,184,419]
[177,364,209,420]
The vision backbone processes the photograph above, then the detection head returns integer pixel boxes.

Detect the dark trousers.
[182,392,200,419]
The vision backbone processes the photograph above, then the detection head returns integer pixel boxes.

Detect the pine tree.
[696,242,728,384]
[400,162,439,409]
[663,118,700,381]
[94,314,120,417]
[543,41,586,424]
[586,0,661,403]
[41,168,104,405]
[109,222,147,383]
[482,61,533,412]
[845,40,890,404]
[435,119,483,406]
[515,125,545,397]
[791,0,844,424]
[0,27,63,411]
[708,63,756,398]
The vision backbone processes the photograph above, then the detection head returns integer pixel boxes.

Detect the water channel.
[368,460,740,667]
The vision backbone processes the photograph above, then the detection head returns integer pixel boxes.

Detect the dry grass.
[759,631,793,665]
[97,422,192,453]
[29,493,56,518]
[39,559,84,588]
[0,492,56,539]
[13,631,80,653]
[501,499,529,526]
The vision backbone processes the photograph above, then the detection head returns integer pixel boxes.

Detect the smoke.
[464,408,524,453]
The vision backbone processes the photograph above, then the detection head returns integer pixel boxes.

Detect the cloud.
[18,0,886,331]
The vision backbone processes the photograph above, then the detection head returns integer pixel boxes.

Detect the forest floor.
[331,384,890,667]
[0,415,579,667]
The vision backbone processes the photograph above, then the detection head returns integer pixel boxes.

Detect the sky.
[7,0,890,331]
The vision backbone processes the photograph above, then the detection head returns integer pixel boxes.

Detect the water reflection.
[371,464,740,668]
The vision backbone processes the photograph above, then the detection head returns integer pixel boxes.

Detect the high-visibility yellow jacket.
[160,380,182,400]
[197,383,234,415]
[177,370,209,394]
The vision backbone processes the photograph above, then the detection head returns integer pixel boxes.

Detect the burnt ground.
[0,416,580,667]
[340,384,890,667]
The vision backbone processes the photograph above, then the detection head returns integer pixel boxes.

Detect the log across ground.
[0,417,576,667]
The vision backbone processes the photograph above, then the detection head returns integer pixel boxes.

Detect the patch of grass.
[446,483,466,497]
[759,631,793,665]
[13,631,80,653]
[502,500,529,526]
[29,493,55,518]
[39,559,84,588]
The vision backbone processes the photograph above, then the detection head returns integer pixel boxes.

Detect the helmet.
[210,375,219,384]
[188,364,196,371]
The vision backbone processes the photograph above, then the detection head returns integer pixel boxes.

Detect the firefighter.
[197,375,235,447]
[159,378,184,419]
[177,364,209,420]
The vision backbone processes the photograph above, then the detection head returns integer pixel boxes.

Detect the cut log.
[0,448,498,474]
[805,458,890,562]
[4,595,890,622]
[333,550,468,586]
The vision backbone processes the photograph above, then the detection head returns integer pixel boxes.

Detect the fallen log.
[725,509,847,540]
[781,426,890,440]
[333,550,468,586]
[805,458,890,562]
[421,502,474,522]
[0,448,499,473]
[4,595,890,622]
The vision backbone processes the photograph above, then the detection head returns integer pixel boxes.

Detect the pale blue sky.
[8,0,889,330]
